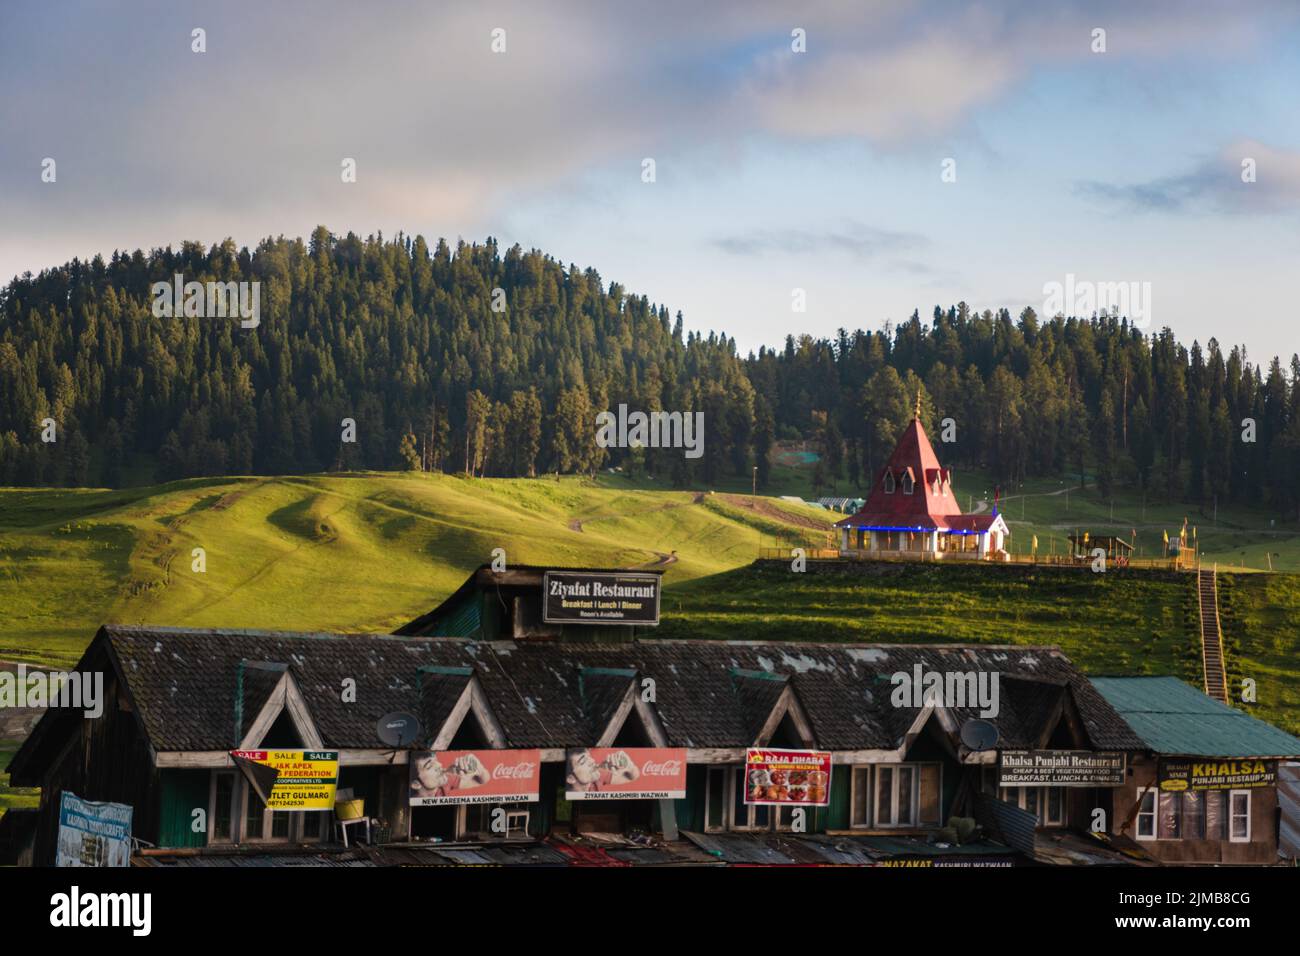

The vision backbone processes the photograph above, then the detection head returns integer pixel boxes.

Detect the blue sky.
[2,0,1298,363]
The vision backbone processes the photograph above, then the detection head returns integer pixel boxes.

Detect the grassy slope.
[720,459,1300,573]
[0,472,832,668]
[1217,572,1300,736]
[660,561,1300,736]
[0,747,39,822]
[3,466,1298,736]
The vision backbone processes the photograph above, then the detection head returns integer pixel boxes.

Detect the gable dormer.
[901,468,915,495]
[883,470,896,494]
[418,665,508,750]
[235,660,323,750]
[580,667,669,747]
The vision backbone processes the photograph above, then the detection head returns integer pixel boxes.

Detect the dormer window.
[902,472,914,495]
[884,471,896,494]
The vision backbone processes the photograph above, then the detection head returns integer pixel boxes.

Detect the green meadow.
[2,467,1298,740]
[0,747,39,823]
[0,472,832,668]
[661,561,1300,736]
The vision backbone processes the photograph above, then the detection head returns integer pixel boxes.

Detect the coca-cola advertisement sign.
[564,747,687,800]
[744,748,832,806]
[409,749,541,805]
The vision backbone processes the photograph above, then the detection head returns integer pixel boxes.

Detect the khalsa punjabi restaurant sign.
[1159,759,1276,792]
[409,750,541,805]
[565,748,687,800]
[230,750,339,809]
[744,748,832,806]
[543,571,660,626]
[997,750,1126,787]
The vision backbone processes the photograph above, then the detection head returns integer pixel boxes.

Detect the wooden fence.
[758,538,1199,572]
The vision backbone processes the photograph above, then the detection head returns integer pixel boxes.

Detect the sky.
[2,0,1299,364]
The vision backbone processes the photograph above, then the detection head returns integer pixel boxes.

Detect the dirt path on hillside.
[718,494,831,531]
[633,551,678,569]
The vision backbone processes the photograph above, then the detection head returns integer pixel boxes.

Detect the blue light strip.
[853,525,986,535]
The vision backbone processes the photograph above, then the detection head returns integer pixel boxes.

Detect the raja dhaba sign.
[409,749,541,805]
[1159,758,1276,792]
[744,748,832,806]
[564,747,687,800]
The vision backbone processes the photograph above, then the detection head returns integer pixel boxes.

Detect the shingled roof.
[86,624,1143,754]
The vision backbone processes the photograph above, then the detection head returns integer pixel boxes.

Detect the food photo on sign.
[744,748,832,806]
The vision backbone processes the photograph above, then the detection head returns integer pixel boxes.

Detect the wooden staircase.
[1198,566,1229,704]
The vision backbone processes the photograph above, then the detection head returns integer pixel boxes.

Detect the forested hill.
[1,228,1297,518]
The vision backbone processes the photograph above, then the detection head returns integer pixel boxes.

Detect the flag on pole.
[1162,529,1169,545]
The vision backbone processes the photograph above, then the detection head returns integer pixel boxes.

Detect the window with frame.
[1229,790,1250,842]
[1135,787,1156,840]
[873,763,942,828]
[998,786,1065,826]
[704,767,728,833]
[850,766,871,828]
[1139,789,1238,842]
[233,777,320,844]
[730,767,772,831]
[209,771,237,844]
[884,471,896,494]
[901,472,914,495]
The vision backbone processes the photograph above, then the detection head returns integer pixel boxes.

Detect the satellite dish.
[959,718,999,752]
[377,712,421,748]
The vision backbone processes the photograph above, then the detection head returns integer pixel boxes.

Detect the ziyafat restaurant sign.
[543,571,660,626]
[997,750,1126,787]
[409,749,541,805]
[564,747,687,800]
[744,748,832,806]
[1159,758,1276,792]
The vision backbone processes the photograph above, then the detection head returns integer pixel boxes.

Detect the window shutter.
[919,764,941,825]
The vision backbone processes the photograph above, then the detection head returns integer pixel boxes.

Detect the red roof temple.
[835,401,1009,559]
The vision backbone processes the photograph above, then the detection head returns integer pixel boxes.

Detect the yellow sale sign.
[231,750,339,810]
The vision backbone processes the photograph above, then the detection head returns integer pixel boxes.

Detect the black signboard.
[1159,758,1276,792]
[543,571,661,625]
[997,749,1126,787]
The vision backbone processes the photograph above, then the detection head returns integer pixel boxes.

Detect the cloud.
[0,0,1296,283]
[1076,140,1300,214]
[712,222,926,259]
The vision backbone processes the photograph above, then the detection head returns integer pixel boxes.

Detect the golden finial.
[914,388,922,420]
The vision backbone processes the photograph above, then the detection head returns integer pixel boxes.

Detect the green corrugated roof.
[1090,676,1300,758]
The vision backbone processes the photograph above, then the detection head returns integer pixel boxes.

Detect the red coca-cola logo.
[492,762,536,779]
[641,760,682,776]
